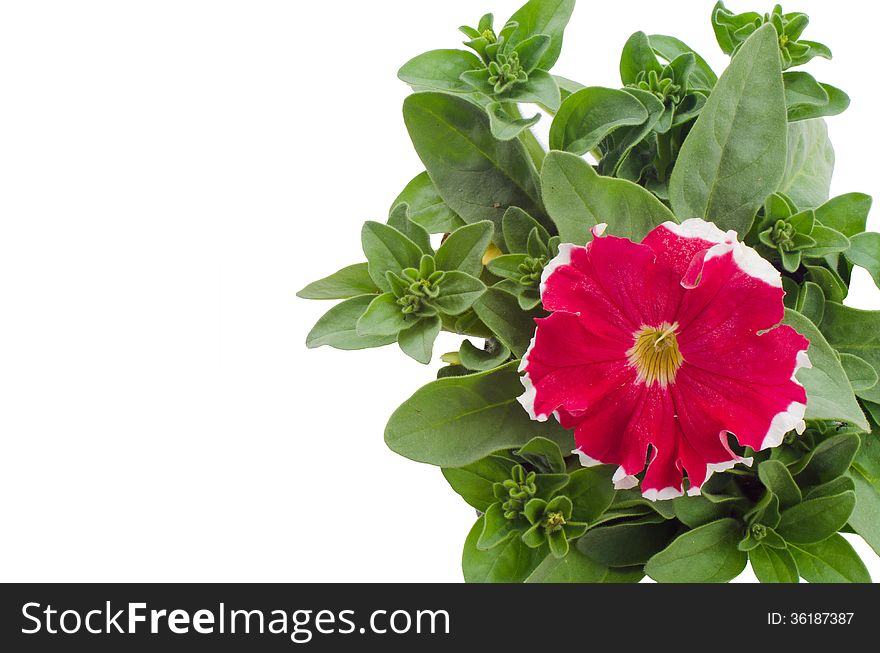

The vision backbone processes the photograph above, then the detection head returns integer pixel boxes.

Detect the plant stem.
[507,103,546,170]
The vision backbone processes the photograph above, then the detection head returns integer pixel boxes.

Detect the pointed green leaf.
[549,86,648,155]
[789,535,871,583]
[776,491,855,544]
[750,544,799,583]
[669,24,786,235]
[541,150,676,245]
[644,518,747,583]
[845,232,880,289]
[361,221,423,291]
[297,263,379,300]
[472,286,540,357]
[463,516,545,582]
[434,221,494,276]
[403,92,545,238]
[397,316,441,364]
[356,292,410,337]
[305,295,396,350]
[757,460,802,510]
[820,302,880,405]
[506,0,575,70]
[779,119,835,210]
[398,49,484,93]
[385,362,573,467]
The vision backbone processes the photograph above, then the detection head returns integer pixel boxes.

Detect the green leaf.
[578,519,679,567]
[392,172,465,234]
[502,207,549,253]
[526,548,644,583]
[387,203,432,254]
[848,430,880,557]
[781,310,867,429]
[787,84,850,122]
[795,433,861,486]
[478,502,518,550]
[398,49,484,93]
[503,70,561,110]
[795,281,825,325]
[385,362,572,467]
[486,102,541,141]
[669,24,786,236]
[815,193,872,237]
[432,271,486,316]
[804,476,855,501]
[549,87,649,155]
[776,491,855,545]
[403,92,544,238]
[297,263,379,300]
[487,254,528,280]
[750,545,799,583]
[648,34,717,90]
[565,467,616,523]
[462,516,545,582]
[541,150,676,244]
[820,302,880,406]
[783,71,827,112]
[506,0,576,71]
[356,292,410,337]
[839,354,878,393]
[361,221,423,291]
[619,31,662,86]
[434,221,494,276]
[458,339,511,371]
[778,119,835,210]
[305,295,397,351]
[442,454,516,511]
[757,460,802,510]
[845,232,880,289]
[472,287,539,358]
[596,88,665,176]
[398,316,441,364]
[802,224,849,258]
[515,437,565,474]
[673,494,741,528]
[788,535,871,583]
[644,518,747,583]
[805,264,847,303]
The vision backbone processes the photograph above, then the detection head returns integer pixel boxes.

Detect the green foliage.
[300,0,880,583]
[669,24,787,236]
[384,362,573,467]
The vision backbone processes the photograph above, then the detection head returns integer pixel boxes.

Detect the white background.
[1,0,878,582]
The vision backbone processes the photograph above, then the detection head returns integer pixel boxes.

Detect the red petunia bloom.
[518,219,811,500]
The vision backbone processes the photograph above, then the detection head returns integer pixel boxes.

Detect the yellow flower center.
[627,322,684,388]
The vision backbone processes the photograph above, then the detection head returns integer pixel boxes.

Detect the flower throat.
[627,322,684,387]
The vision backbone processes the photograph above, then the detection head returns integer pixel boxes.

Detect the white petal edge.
[760,401,807,450]
[661,217,737,245]
[572,448,603,468]
[792,349,812,387]
[539,242,576,296]
[612,466,639,490]
[686,456,755,497]
[517,333,548,421]
[643,486,684,502]
[703,240,782,288]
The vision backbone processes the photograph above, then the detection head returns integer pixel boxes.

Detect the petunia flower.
[518,218,811,501]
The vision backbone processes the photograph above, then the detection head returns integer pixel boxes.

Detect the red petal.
[518,312,632,421]
[541,234,684,331]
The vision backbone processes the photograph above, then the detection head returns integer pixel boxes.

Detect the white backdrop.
[1,0,878,582]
